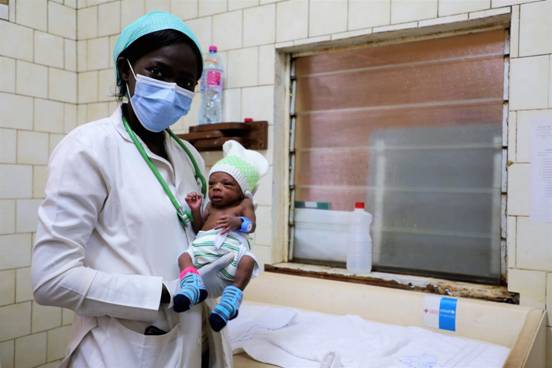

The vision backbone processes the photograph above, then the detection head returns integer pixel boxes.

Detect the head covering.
[209,140,269,198]
[112,11,203,84]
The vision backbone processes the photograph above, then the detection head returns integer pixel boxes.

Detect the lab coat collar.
[111,104,133,143]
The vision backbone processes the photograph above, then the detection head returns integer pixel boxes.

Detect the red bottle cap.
[354,202,365,209]
[243,117,253,123]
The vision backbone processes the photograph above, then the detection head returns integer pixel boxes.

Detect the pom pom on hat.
[209,140,269,198]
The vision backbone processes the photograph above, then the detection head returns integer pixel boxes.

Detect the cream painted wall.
[1,0,552,367]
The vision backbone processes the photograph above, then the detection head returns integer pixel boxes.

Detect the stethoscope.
[122,116,207,230]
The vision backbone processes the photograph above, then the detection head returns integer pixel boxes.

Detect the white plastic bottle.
[198,45,223,124]
[346,202,373,274]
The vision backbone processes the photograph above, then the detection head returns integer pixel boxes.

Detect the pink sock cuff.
[180,267,199,279]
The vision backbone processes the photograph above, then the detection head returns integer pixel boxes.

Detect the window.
[289,29,507,284]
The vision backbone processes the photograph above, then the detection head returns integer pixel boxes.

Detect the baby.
[173,140,268,332]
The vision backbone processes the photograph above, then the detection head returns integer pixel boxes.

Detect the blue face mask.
[127,61,194,132]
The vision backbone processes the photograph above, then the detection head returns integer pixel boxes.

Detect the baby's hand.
[215,215,242,235]
[185,192,202,211]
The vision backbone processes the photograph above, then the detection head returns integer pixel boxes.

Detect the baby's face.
[208,172,243,208]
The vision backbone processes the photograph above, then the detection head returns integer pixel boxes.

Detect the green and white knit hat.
[209,140,269,198]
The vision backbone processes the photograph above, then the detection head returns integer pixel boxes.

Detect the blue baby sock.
[209,285,243,332]
[173,268,208,313]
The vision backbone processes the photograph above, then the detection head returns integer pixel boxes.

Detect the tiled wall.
[1,0,552,367]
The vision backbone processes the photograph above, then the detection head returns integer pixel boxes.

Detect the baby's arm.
[185,192,205,233]
[241,197,256,233]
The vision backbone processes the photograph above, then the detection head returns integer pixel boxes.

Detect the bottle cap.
[354,202,365,209]
[208,45,218,53]
[243,117,253,123]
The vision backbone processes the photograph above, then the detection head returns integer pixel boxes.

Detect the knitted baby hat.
[209,140,269,198]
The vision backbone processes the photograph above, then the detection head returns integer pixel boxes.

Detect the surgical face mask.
[127,60,194,132]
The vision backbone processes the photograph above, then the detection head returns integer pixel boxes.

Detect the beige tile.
[187,17,212,53]
[0,200,15,234]
[309,0,347,37]
[64,104,77,133]
[0,302,31,340]
[418,13,468,27]
[0,20,34,62]
[251,243,271,265]
[87,37,110,70]
[86,103,110,122]
[0,57,16,93]
[49,134,65,155]
[77,6,98,39]
[213,10,242,50]
[0,166,32,199]
[47,326,71,361]
[374,21,418,33]
[35,32,64,69]
[199,0,227,16]
[146,0,171,12]
[171,0,199,19]
[121,0,145,28]
[550,55,552,109]
[0,270,15,306]
[16,0,47,31]
[510,5,520,58]
[0,340,14,368]
[16,267,33,303]
[15,332,47,368]
[109,35,118,69]
[509,56,549,110]
[391,0,437,23]
[16,61,48,98]
[258,45,275,85]
[33,166,49,199]
[49,69,78,104]
[276,0,308,42]
[0,128,16,164]
[439,0,489,16]
[518,0,552,56]
[223,88,241,122]
[32,302,62,333]
[244,4,275,47]
[468,6,510,19]
[507,268,546,308]
[492,0,543,7]
[516,109,552,163]
[229,0,259,10]
[254,168,272,207]
[98,1,121,36]
[517,217,552,271]
[507,163,529,216]
[65,0,78,8]
[35,99,65,133]
[0,93,32,130]
[16,199,42,233]
[77,104,88,125]
[77,40,88,72]
[17,131,49,165]
[227,47,258,87]
[62,308,74,325]
[49,2,76,39]
[79,71,99,103]
[98,69,117,101]
[507,110,516,162]
[348,0,390,30]
[506,216,516,268]
[65,39,77,72]
[253,204,272,246]
[241,85,273,122]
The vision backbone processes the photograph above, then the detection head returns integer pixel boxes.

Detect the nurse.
[31,11,233,368]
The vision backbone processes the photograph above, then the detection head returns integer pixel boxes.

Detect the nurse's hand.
[198,253,234,298]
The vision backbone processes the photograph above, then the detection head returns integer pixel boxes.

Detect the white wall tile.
[98,69,117,101]
[468,6,510,19]
[199,0,227,16]
[391,0,437,23]
[15,332,47,368]
[213,10,243,50]
[253,204,272,245]
[0,165,32,199]
[49,69,78,103]
[0,340,14,368]
[251,243,271,265]
[419,13,468,27]
[509,56,549,110]
[64,104,78,133]
[0,270,15,306]
[244,4,275,47]
[146,0,172,12]
[49,134,65,155]
[79,71,99,103]
[254,168,272,206]
[187,17,212,53]
[17,131,49,165]
[517,217,552,271]
[516,109,552,163]
[87,38,110,70]
[506,216,516,268]
[32,303,62,333]
[47,326,71,361]
[0,93,33,130]
[35,99,65,133]
[439,0,489,16]
[0,302,31,340]
[242,85,273,121]
[66,0,78,8]
[16,199,42,233]
[171,0,199,19]
[49,2,76,39]
[519,0,552,56]
[309,0,347,37]
[16,61,48,99]
[87,103,110,121]
[229,0,258,10]
[223,88,241,121]
[121,0,145,28]
[492,0,536,6]
[507,163,529,216]
[33,166,49,199]
[0,21,34,62]
[276,0,308,42]
[510,5,519,58]
[227,47,258,87]
[16,267,33,303]
[98,1,121,36]
[0,57,16,93]
[77,6,98,39]
[349,0,390,30]
[35,32,64,69]
[258,44,275,85]
[65,39,77,72]
[16,0,47,31]
[77,40,88,72]
[0,128,16,163]
[508,268,546,308]
[0,200,15,234]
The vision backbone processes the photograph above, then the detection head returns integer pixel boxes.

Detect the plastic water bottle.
[346,202,373,274]
[198,45,223,124]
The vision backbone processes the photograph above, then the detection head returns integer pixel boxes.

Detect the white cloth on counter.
[228,303,510,368]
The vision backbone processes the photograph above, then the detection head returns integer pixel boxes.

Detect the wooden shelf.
[177,121,268,152]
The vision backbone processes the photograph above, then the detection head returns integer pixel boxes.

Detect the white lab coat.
[31,106,233,367]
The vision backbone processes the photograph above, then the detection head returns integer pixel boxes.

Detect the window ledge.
[265,262,517,304]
